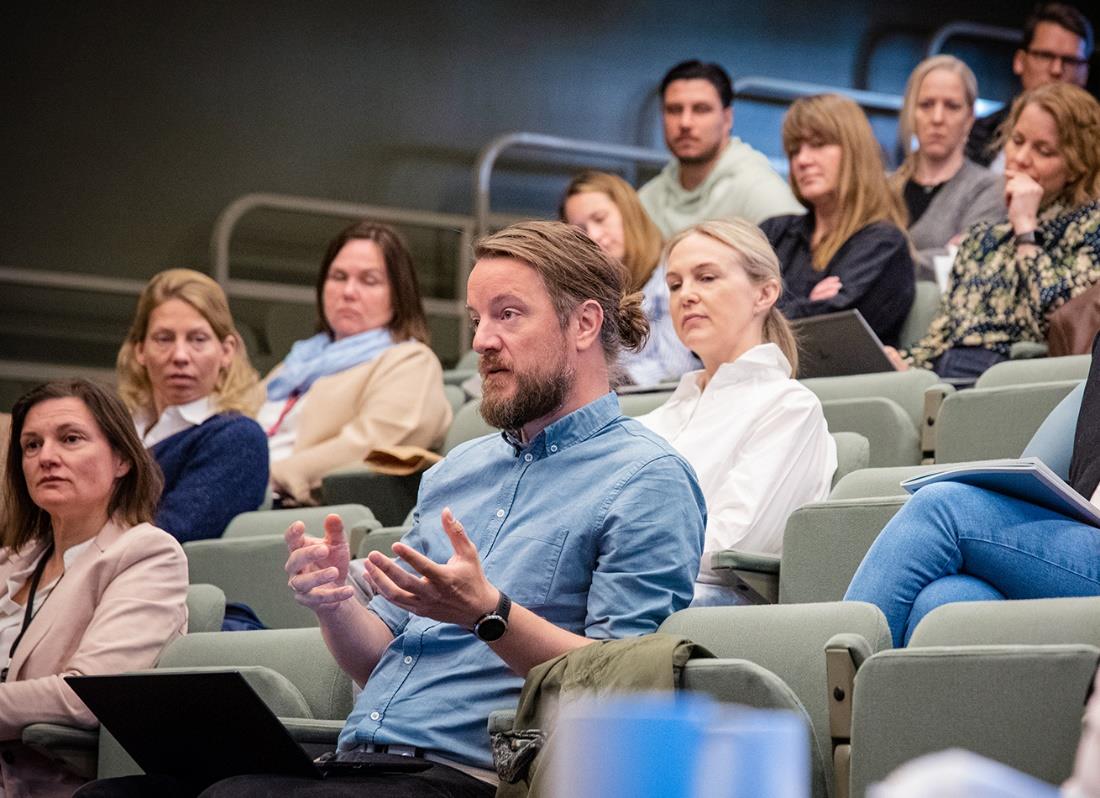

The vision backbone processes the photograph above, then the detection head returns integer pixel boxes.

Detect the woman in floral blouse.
[888,82,1100,380]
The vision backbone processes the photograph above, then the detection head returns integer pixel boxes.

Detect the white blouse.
[0,538,96,676]
[639,343,837,583]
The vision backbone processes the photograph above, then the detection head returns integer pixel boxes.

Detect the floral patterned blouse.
[907,199,1100,368]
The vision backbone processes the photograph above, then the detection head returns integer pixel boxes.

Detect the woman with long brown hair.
[257,221,452,506]
[761,93,916,346]
[561,171,697,386]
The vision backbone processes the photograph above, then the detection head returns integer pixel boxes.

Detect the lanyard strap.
[2,542,55,683]
[265,391,301,437]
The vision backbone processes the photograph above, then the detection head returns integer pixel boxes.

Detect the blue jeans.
[844,482,1100,646]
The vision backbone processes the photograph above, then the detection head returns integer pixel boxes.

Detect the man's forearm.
[318,600,396,686]
[486,602,595,676]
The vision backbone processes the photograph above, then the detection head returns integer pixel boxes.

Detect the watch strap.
[1014,230,1038,246]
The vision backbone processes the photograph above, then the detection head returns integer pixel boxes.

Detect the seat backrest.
[616,390,674,418]
[802,368,938,431]
[186,583,226,633]
[828,465,933,500]
[157,627,352,721]
[778,498,908,604]
[442,400,495,454]
[185,535,325,629]
[851,643,1099,795]
[909,596,1100,648]
[934,380,1080,463]
[454,349,479,371]
[821,397,921,467]
[975,354,1091,389]
[223,504,377,539]
[830,432,869,488]
[443,383,467,415]
[659,602,891,798]
[264,304,317,362]
[1022,380,1085,481]
[897,281,941,351]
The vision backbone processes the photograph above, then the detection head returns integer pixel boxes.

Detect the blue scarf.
[266,328,397,401]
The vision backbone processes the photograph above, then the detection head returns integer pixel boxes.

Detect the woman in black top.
[761,94,915,346]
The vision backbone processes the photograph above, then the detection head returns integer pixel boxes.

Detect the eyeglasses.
[1025,48,1090,70]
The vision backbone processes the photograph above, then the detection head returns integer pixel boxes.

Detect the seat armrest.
[711,549,780,575]
[488,709,517,735]
[825,633,873,744]
[281,717,345,744]
[321,467,422,528]
[22,723,99,779]
[921,382,956,460]
[709,549,780,604]
[1010,341,1049,359]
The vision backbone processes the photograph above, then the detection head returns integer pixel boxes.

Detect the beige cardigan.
[266,340,453,504]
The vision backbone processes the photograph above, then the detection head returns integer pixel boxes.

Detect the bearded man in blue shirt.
[82,221,706,798]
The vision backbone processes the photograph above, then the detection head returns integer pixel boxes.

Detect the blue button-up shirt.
[337,391,705,768]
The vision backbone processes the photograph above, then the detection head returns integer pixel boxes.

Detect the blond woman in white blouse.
[640,219,836,606]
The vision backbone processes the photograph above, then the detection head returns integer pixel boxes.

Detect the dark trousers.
[929,346,1009,382]
[74,765,495,798]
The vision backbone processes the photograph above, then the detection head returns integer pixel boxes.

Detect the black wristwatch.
[1014,230,1038,246]
[473,591,511,642]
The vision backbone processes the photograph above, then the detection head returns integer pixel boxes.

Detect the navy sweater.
[151,413,269,543]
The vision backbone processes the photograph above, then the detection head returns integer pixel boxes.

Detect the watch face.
[475,614,507,642]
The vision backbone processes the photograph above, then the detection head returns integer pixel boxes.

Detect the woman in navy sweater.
[116,269,268,542]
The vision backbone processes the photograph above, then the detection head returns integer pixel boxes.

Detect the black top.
[1069,331,1100,501]
[761,213,916,347]
[965,105,1010,167]
[903,179,946,226]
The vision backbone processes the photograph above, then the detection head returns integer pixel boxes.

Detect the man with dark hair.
[639,59,802,235]
[75,221,705,798]
[967,2,1094,167]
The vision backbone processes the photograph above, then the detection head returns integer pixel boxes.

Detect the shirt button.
[403,656,413,665]
[524,453,533,462]
[496,509,505,518]
[369,711,381,721]
[549,444,558,452]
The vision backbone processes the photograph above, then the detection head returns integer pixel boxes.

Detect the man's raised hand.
[364,507,498,629]
[285,513,355,614]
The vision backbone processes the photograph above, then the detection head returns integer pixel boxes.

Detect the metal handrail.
[0,265,148,296]
[927,21,1022,57]
[210,192,475,316]
[732,76,904,113]
[473,132,668,239]
[472,80,914,235]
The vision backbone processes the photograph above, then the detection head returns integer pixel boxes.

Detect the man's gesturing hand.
[364,507,499,629]
[285,513,355,615]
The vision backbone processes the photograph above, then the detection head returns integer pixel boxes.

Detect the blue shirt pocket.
[483,526,569,609]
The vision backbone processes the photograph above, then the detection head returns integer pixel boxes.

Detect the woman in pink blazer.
[0,379,188,798]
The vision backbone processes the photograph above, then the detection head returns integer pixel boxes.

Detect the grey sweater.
[906,158,1005,281]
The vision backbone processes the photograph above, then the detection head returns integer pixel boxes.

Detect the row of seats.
[23,357,1092,793]
[28,593,1098,797]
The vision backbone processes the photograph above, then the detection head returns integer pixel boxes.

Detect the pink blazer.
[0,519,188,798]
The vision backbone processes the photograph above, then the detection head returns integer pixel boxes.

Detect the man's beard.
[479,355,574,433]
[672,139,723,167]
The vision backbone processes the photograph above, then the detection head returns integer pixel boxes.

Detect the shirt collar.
[136,396,218,443]
[670,343,791,399]
[501,391,622,457]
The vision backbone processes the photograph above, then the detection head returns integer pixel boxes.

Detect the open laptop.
[790,310,895,379]
[66,671,429,793]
